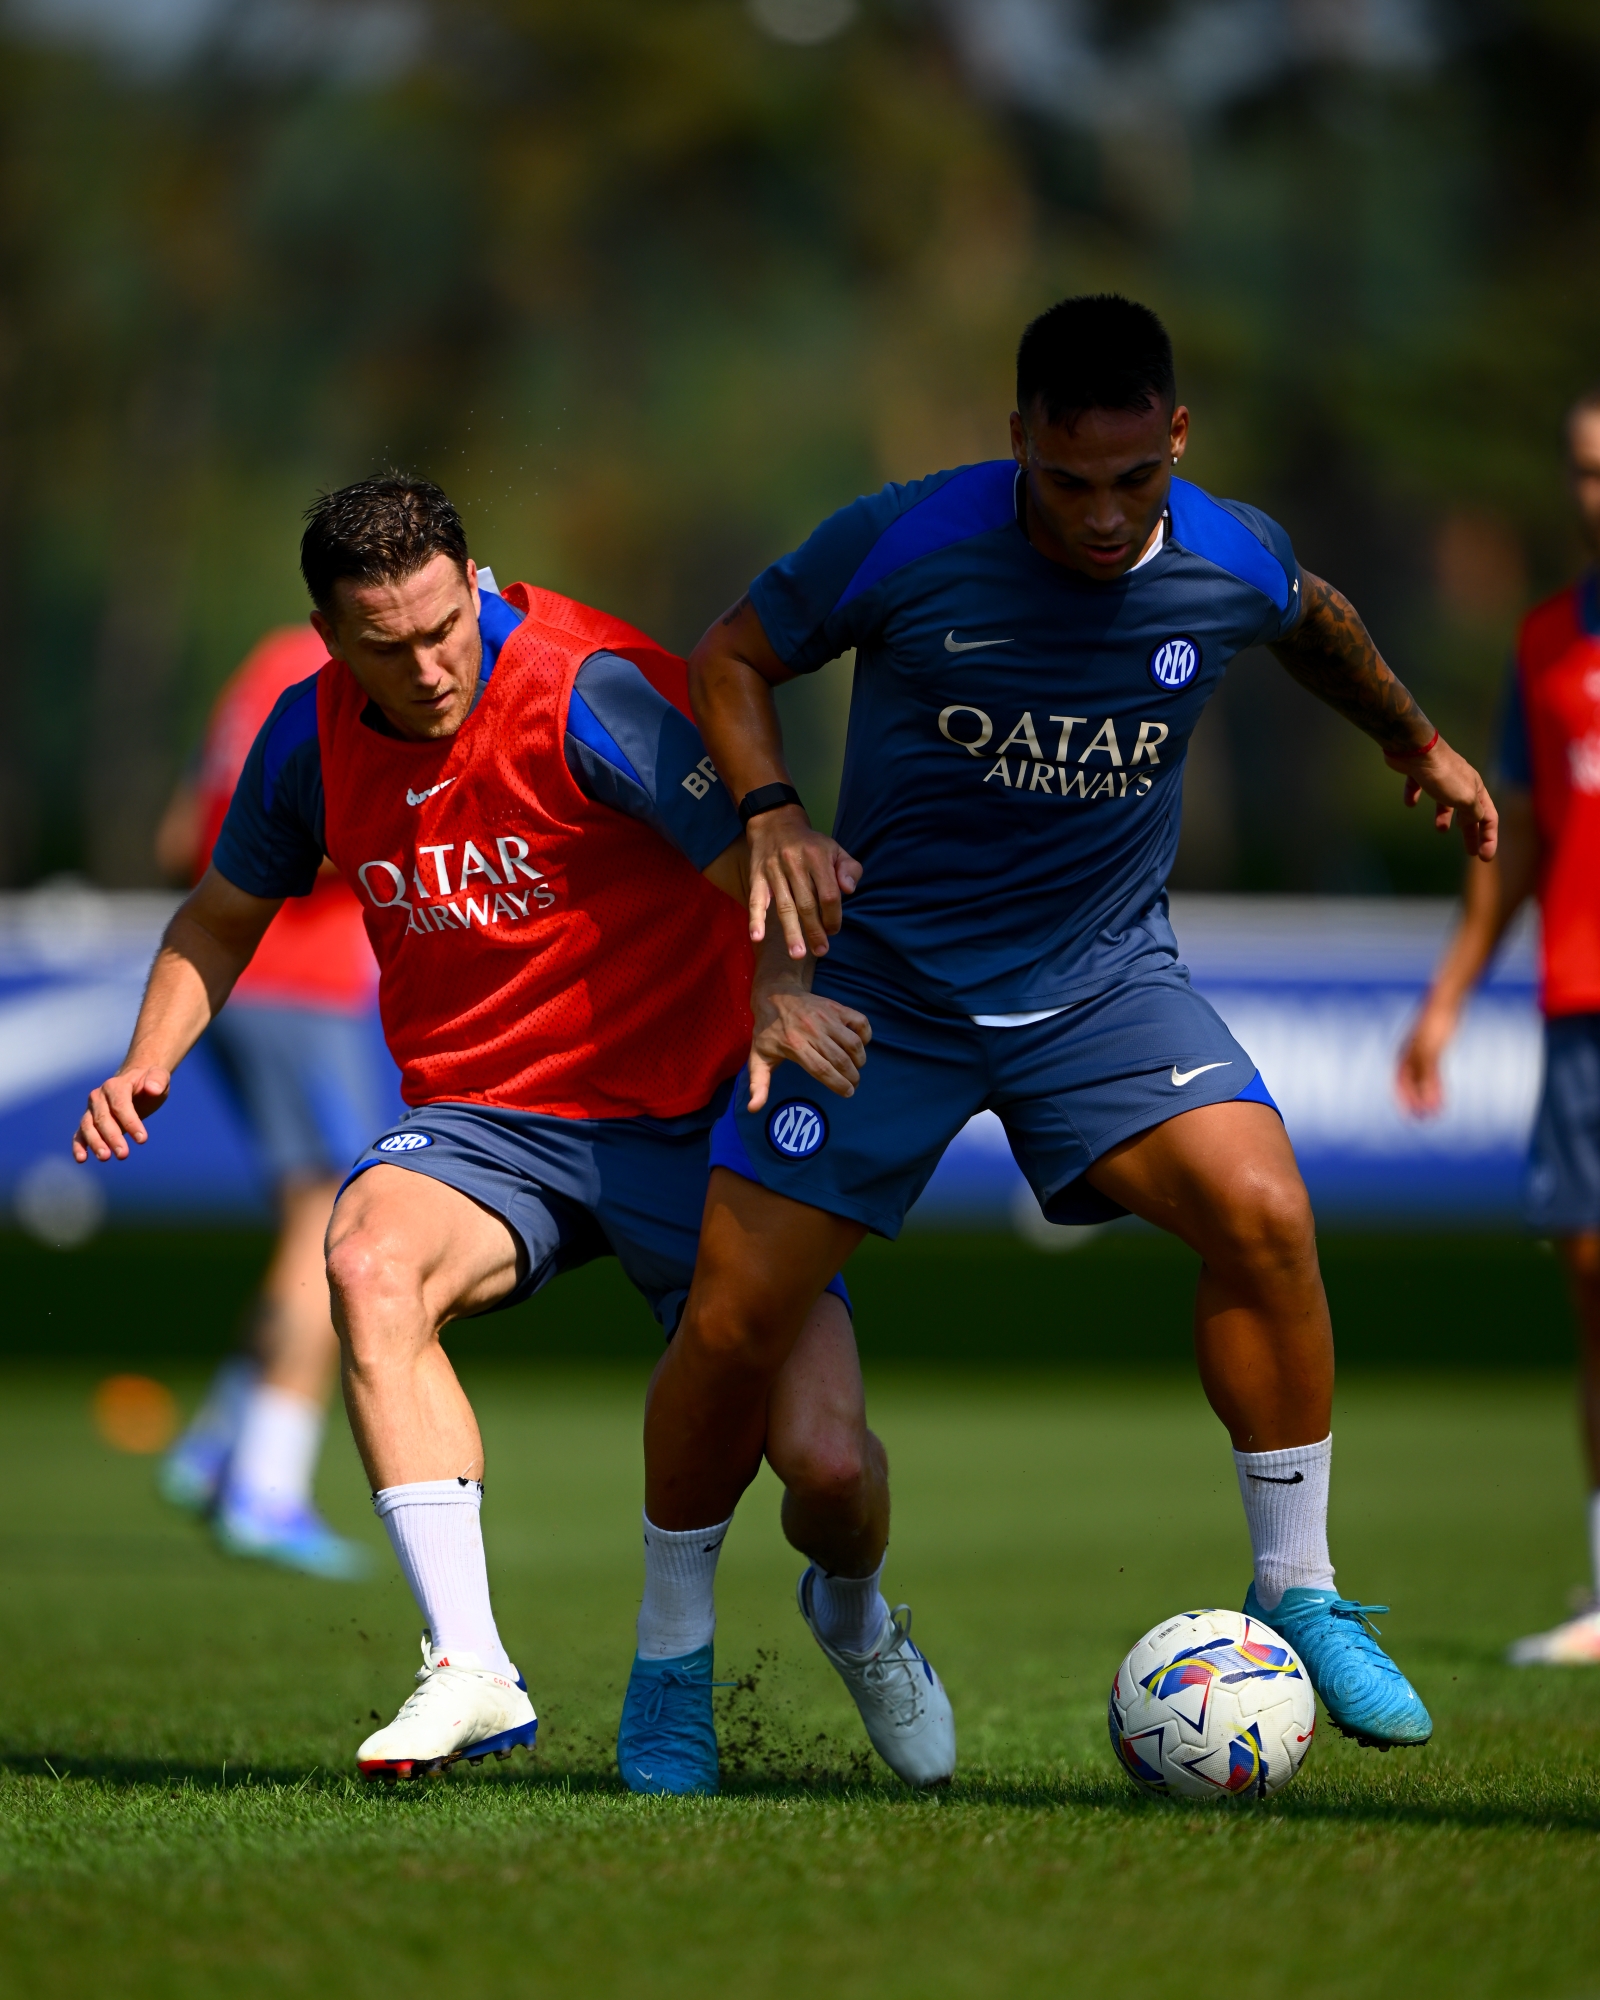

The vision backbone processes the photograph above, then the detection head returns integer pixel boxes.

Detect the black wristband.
[737,782,804,826]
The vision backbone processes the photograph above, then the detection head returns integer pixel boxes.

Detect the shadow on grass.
[6,1751,1599,1835]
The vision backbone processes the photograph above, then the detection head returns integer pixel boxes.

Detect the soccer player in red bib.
[73,476,953,1792]
[154,626,386,1580]
[1400,388,1600,1664]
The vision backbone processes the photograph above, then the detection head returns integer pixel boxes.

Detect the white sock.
[1589,1490,1600,1605]
[808,1553,890,1655]
[223,1385,323,1513]
[372,1479,515,1679]
[636,1512,730,1659]
[1233,1435,1335,1612]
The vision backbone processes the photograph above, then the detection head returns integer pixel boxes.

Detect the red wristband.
[1398,729,1439,760]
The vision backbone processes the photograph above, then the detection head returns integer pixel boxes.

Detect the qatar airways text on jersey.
[355,833,557,937]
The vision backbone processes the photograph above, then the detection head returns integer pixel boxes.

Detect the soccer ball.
[1108,1608,1316,1801]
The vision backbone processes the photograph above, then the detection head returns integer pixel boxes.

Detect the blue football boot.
[158,1428,231,1515]
[215,1497,374,1581]
[1244,1585,1432,1749]
[616,1646,724,1796]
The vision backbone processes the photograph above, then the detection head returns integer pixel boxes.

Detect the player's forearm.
[689,626,799,809]
[121,912,251,1075]
[1424,805,1538,1016]
[1270,573,1437,759]
[751,925,816,1005]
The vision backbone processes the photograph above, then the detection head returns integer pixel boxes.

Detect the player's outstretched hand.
[747,803,863,960]
[72,1066,172,1163]
[748,988,872,1112]
[1385,738,1498,860]
[1395,1000,1455,1118]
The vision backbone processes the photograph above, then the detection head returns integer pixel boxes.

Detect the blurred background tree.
[0,0,1596,890]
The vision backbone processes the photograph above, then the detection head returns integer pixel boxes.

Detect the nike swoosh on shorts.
[1170,1061,1231,1087]
[943,631,1013,653]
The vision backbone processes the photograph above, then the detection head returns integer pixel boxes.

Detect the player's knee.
[680,1297,793,1373]
[325,1225,426,1340]
[1215,1165,1316,1276]
[774,1429,871,1511]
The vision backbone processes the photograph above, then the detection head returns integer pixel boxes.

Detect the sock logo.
[1247,1471,1305,1485]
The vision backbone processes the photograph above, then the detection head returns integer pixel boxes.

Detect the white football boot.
[357,1634,538,1779]
[1507,1607,1600,1665]
[797,1566,956,1787]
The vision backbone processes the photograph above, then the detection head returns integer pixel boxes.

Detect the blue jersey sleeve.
[1494,661,1532,790]
[565,652,742,869]
[210,678,327,899]
[1167,482,1303,645]
[749,465,1009,674]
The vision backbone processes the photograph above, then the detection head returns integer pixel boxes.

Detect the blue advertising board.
[0,885,1540,1238]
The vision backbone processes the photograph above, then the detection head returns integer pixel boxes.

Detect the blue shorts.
[204,1002,393,1186]
[1526,1015,1600,1234]
[712,961,1275,1237]
[342,1090,850,1334]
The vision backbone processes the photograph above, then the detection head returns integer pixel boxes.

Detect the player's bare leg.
[324,1164,537,1777]
[1088,1098,1429,1746]
[325,1164,519,1485]
[256,1175,343,1403]
[626,1176,954,1790]
[643,1168,865,1530]
[1085,1100,1331,1451]
[1509,1231,1600,1663]
[164,1172,369,1577]
[766,1298,889,1578]
[773,1297,955,1785]
[211,1172,374,1574]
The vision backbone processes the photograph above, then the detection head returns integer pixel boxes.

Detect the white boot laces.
[859,1606,926,1728]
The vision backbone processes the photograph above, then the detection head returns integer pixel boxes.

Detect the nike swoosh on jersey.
[406,779,456,807]
[943,630,1014,653]
[1170,1061,1232,1087]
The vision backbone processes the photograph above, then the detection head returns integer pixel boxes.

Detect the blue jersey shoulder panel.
[214,675,326,900]
[565,650,740,871]
[835,460,1017,612]
[566,685,644,786]
[261,677,320,813]
[477,586,524,679]
[1166,478,1290,614]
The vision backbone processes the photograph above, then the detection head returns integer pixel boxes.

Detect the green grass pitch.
[2,1347,1600,1997]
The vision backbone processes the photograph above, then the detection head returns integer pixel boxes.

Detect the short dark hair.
[1016,294,1175,428]
[300,473,469,612]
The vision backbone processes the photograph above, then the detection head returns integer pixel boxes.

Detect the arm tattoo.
[719,593,752,627]
[1270,572,1435,757]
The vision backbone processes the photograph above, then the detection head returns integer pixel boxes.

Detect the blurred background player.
[154,624,387,1580]
[1399,389,1600,1665]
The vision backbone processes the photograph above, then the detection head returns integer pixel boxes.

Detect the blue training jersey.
[213,586,743,901]
[749,462,1303,1014]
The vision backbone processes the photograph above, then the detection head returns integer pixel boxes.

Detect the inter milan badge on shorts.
[1148,634,1200,692]
[376,1131,433,1153]
[766,1100,828,1160]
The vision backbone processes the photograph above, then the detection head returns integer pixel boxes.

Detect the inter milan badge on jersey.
[376,1130,434,1153]
[1148,634,1200,692]
[766,1100,828,1160]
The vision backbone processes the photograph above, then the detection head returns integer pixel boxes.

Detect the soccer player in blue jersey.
[636,294,1500,1768]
